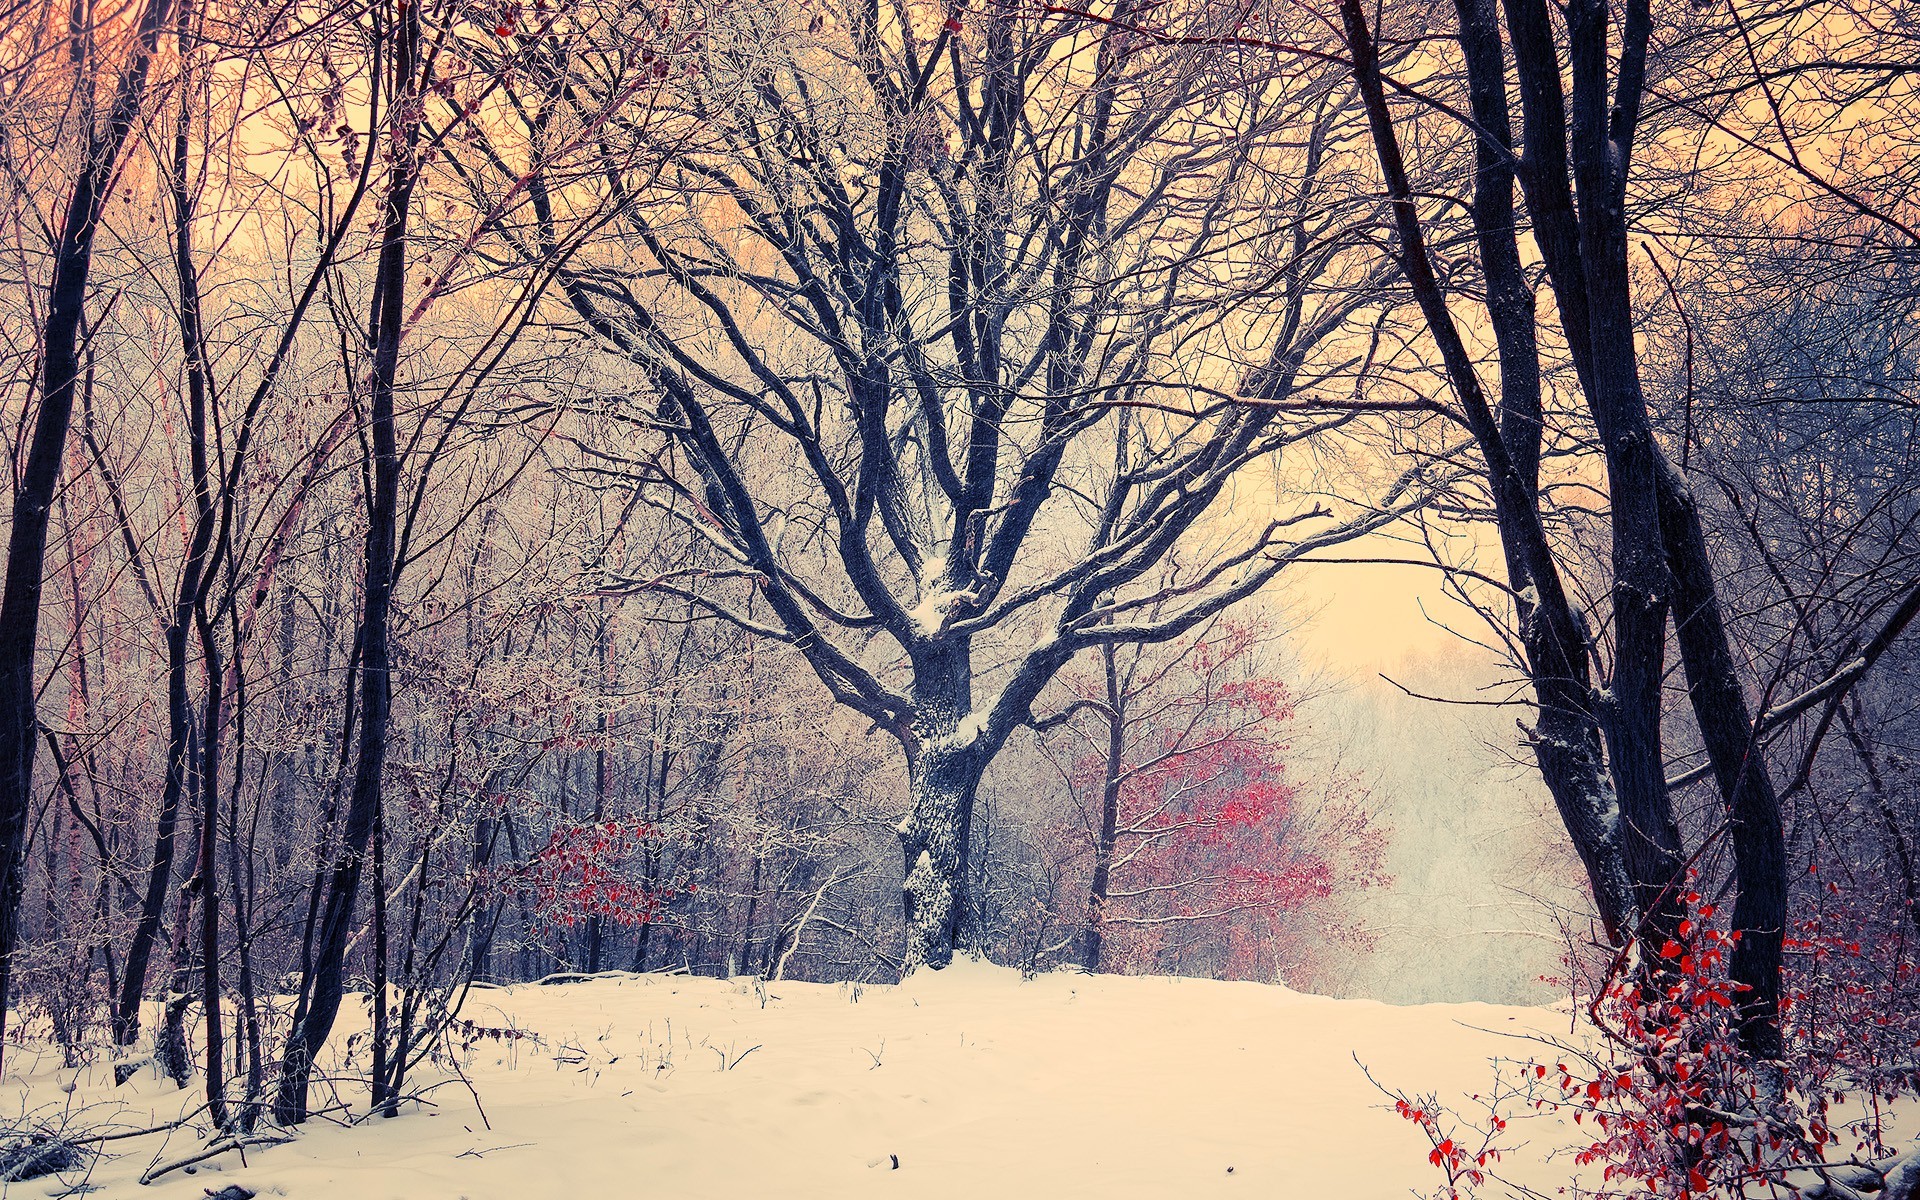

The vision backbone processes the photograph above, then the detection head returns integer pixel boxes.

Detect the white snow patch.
[5,971,1680,1199]
[908,588,964,637]
[953,706,989,745]
[923,697,995,756]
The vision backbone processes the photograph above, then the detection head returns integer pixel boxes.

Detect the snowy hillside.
[0,966,1598,1199]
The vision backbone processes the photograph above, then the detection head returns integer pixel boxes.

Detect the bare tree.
[1330,0,1805,1059]
[488,0,1429,968]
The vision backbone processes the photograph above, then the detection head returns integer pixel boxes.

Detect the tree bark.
[1341,0,1642,945]
[899,641,986,971]
[1450,0,1637,946]
[1658,468,1786,1059]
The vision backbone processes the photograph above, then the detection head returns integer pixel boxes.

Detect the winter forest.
[0,0,1917,1192]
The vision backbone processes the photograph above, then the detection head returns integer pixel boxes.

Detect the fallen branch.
[138,1134,291,1185]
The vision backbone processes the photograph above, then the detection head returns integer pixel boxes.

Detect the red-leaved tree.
[1022,615,1388,983]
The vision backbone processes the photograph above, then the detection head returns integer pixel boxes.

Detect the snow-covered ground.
[2,965,1596,1199]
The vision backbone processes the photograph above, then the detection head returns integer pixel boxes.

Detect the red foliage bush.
[1380,873,1920,1198]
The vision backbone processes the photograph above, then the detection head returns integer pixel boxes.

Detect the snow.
[907,590,962,638]
[5,965,1600,1199]
[951,704,989,746]
[923,697,994,755]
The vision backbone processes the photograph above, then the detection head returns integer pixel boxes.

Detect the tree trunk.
[1658,466,1786,1059]
[176,59,229,1123]
[1081,644,1124,973]
[193,688,227,1125]
[900,742,984,972]
[273,0,419,1120]
[158,844,200,1088]
[0,0,177,1070]
[1839,703,1920,937]
[114,619,194,1049]
[369,805,392,1115]
[586,605,611,973]
[1503,0,1689,957]
[1343,0,1643,947]
[466,807,497,984]
[899,638,989,973]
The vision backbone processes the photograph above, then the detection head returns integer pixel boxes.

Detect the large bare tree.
[484,0,1429,967]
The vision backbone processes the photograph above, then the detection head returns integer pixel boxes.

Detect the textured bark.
[1517,0,1770,1010]
[157,854,198,1088]
[899,744,985,972]
[1450,0,1635,945]
[899,638,983,971]
[1564,0,1688,953]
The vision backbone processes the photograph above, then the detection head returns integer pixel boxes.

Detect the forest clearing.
[3,0,1918,1191]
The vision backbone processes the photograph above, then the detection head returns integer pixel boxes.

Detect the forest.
[0,0,1917,1192]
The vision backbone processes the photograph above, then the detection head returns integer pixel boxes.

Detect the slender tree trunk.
[585,605,611,972]
[1081,644,1124,973]
[741,844,763,976]
[114,34,219,1054]
[630,732,669,973]
[193,675,227,1125]
[1548,0,1681,954]
[221,601,266,1130]
[274,0,420,1121]
[173,54,229,1123]
[1500,0,1690,956]
[466,804,497,983]
[158,816,200,1088]
[115,618,195,1053]
[369,805,392,1114]
[1342,0,1641,947]
[1839,704,1920,937]
[1658,470,1786,1059]
[1448,0,1634,949]
[0,0,178,1071]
